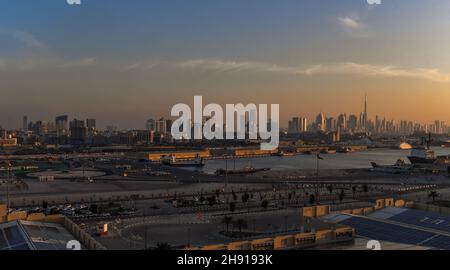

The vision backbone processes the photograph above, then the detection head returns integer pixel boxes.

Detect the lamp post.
[6,161,12,210]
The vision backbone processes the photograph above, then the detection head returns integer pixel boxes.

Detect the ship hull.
[407,156,436,165]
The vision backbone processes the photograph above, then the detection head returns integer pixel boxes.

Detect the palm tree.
[362,184,369,193]
[261,200,269,210]
[428,191,439,202]
[309,194,316,205]
[234,219,248,233]
[327,185,334,194]
[339,189,345,202]
[221,216,233,232]
[352,186,357,199]
[154,242,172,250]
[229,202,236,213]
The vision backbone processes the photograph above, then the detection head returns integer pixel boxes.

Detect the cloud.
[0,57,97,71]
[0,27,96,71]
[126,58,450,83]
[58,58,97,68]
[338,16,372,37]
[338,16,362,29]
[0,28,45,49]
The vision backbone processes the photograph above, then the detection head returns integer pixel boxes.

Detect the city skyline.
[1,0,450,128]
[2,94,447,132]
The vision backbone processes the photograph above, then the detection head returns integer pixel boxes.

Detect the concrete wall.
[227,241,251,250]
[148,150,210,161]
[27,213,46,221]
[303,205,330,218]
[410,203,450,217]
[385,198,395,207]
[302,206,315,217]
[7,211,27,222]
[375,199,385,210]
[64,217,107,250]
[395,200,405,208]
[234,149,277,157]
[196,227,353,250]
[316,205,330,217]
[0,204,6,223]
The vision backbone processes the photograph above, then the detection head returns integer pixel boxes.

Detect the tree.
[90,204,98,213]
[352,186,357,199]
[232,191,237,201]
[428,191,439,202]
[229,202,236,213]
[261,200,269,210]
[199,196,205,204]
[221,216,233,232]
[339,189,345,202]
[241,192,250,203]
[49,208,61,215]
[234,219,248,233]
[42,200,48,210]
[154,242,172,250]
[362,184,369,193]
[309,194,316,205]
[207,196,216,206]
[327,185,334,194]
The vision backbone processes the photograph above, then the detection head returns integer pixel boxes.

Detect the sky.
[1,0,450,129]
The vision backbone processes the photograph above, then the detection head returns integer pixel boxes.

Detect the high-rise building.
[300,117,308,132]
[56,115,68,137]
[35,120,50,136]
[316,113,326,132]
[146,119,156,131]
[69,119,87,144]
[165,119,173,133]
[86,118,96,131]
[348,114,358,131]
[363,93,368,132]
[337,114,347,132]
[156,118,167,134]
[326,117,336,132]
[288,117,300,134]
[22,116,28,131]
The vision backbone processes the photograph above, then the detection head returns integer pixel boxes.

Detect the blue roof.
[387,208,450,233]
[333,208,450,250]
[338,216,436,247]
[0,221,32,250]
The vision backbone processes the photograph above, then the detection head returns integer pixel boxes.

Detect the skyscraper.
[316,113,326,132]
[288,117,300,134]
[86,118,97,131]
[22,116,28,131]
[56,115,68,137]
[337,114,347,132]
[69,119,87,144]
[146,119,156,131]
[300,117,308,132]
[363,93,368,132]
[348,114,358,131]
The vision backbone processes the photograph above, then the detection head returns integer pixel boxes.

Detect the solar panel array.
[338,216,436,246]
[421,235,450,250]
[338,214,450,250]
[388,209,450,233]
[0,223,32,250]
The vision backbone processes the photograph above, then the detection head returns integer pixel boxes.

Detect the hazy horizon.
[1,0,450,129]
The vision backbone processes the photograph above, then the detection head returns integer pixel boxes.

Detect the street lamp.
[6,161,12,210]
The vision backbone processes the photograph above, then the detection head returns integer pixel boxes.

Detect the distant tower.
[316,112,326,132]
[22,116,28,131]
[363,93,368,132]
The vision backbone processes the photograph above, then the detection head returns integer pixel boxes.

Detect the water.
[190,147,450,174]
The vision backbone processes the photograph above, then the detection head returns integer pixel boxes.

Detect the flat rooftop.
[323,207,450,250]
[0,220,79,250]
